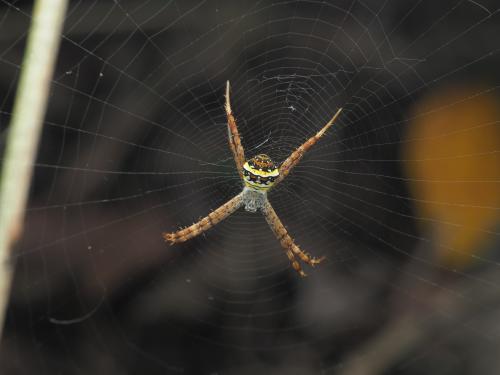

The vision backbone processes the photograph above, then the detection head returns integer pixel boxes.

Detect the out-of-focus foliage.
[405,86,500,267]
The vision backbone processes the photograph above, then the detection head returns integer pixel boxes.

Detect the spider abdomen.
[243,154,279,191]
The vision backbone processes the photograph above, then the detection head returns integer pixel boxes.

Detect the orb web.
[1,1,499,374]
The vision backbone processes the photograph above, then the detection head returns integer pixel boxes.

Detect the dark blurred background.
[0,1,499,374]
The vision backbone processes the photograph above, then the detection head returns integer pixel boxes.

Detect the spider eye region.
[243,154,279,191]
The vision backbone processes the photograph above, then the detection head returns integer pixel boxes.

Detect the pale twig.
[0,0,68,340]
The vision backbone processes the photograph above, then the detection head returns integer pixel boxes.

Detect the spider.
[163,81,342,277]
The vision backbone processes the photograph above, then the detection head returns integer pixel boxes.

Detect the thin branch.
[0,0,68,340]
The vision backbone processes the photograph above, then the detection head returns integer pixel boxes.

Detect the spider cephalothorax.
[163,81,342,277]
[243,154,279,191]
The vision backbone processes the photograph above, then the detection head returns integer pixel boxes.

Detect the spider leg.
[225,81,246,180]
[262,200,326,277]
[163,192,243,244]
[274,107,342,186]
